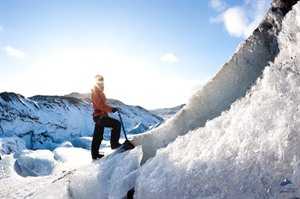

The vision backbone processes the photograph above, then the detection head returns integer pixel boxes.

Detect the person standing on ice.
[91,74,121,160]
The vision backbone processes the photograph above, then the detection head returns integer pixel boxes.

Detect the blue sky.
[0,0,271,109]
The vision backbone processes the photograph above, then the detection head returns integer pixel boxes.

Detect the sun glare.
[25,47,195,108]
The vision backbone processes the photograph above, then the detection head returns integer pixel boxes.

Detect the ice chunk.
[0,137,27,154]
[53,146,91,168]
[128,122,149,135]
[70,136,92,150]
[69,145,142,199]
[14,150,56,177]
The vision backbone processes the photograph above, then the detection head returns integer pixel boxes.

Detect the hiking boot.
[92,154,104,160]
[111,142,122,149]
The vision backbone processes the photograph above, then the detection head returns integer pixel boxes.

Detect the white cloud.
[210,0,271,38]
[210,0,227,12]
[223,7,248,37]
[4,46,26,58]
[160,53,178,62]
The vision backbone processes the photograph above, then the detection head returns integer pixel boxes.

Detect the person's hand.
[111,107,118,113]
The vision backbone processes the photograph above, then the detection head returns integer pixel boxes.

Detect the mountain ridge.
[0,91,163,151]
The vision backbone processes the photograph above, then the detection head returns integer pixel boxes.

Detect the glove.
[111,107,118,113]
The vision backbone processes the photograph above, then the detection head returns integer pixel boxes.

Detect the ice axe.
[118,111,135,150]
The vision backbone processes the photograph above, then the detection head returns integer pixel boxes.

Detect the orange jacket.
[91,86,112,117]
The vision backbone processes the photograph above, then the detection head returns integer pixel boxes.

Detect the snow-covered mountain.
[0,0,299,198]
[0,92,163,151]
[149,104,185,120]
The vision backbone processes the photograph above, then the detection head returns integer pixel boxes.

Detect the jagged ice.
[0,1,300,199]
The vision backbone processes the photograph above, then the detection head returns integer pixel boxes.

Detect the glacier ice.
[0,1,299,199]
[134,2,300,198]
[69,145,143,199]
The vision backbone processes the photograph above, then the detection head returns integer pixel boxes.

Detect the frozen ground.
[0,1,299,198]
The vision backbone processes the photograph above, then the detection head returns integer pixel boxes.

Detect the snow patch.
[69,146,143,199]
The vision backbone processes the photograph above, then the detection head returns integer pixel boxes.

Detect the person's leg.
[99,116,121,149]
[91,120,104,159]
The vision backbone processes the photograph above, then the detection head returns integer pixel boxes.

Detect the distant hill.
[150,104,185,120]
[64,92,92,101]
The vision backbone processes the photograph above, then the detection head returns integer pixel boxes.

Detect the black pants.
[91,116,121,157]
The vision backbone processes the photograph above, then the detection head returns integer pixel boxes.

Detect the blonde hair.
[95,74,104,82]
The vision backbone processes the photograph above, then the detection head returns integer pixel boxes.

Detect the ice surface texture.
[135,2,300,198]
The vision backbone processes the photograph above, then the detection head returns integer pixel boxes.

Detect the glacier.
[0,0,299,198]
[131,0,297,163]
[134,1,300,198]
